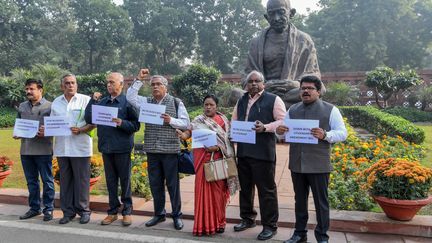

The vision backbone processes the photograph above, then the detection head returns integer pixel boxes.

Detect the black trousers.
[102,153,132,216]
[58,157,91,217]
[237,157,278,230]
[291,171,330,241]
[147,153,181,218]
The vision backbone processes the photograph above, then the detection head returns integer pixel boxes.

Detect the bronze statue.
[244,0,323,107]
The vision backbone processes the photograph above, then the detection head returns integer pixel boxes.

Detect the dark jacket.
[236,91,277,162]
[84,94,140,154]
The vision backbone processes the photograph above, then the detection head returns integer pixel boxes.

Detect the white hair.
[151,75,168,86]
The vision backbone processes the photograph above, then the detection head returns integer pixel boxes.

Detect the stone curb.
[0,188,431,238]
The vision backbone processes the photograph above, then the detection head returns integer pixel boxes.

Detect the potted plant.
[52,156,103,191]
[0,156,14,187]
[363,158,432,221]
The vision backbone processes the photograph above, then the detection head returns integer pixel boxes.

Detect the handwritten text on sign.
[230,121,256,144]
[284,119,319,144]
[13,118,39,138]
[138,103,166,125]
[192,129,217,148]
[44,116,72,136]
[92,105,118,127]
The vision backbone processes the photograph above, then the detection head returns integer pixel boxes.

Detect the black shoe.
[283,234,307,243]
[173,217,184,230]
[317,241,328,243]
[59,215,75,224]
[19,210,41,220]
[234,220,256,232]
[257,228,277,241]
[79,214,91,224]
[145,216,166,227]
[43,211,53,221]
[216,227,225,234]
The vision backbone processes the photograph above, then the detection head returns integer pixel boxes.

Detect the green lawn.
[0,126,144,194]
[415,123,432,215]
[416,123,432,168]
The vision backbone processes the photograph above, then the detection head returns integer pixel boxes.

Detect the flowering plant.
[363,158,432,200]
[130,154,152,199]
[52,156,103,180]
[0,156,13,172]
[329,119,426,210]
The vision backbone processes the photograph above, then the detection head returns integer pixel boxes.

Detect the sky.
[113,0,321,15]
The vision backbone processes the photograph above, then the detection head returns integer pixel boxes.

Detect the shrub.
[0,107,16,128]
[323,82,359,106]
[340,106,425,144]
[172,64,221,106]
[76,73,108,97]
[0,77,24,108]
[130,154,152,200]
[383,107,432,122]
[329,120,426,210]
[363,158,432,200]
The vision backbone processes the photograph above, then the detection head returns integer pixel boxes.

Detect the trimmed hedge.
[383,107,432,122]
[0,107,16,128]
[340,106,425,144]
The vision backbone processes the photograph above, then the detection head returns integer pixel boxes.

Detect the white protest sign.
[230,121,256,144]
[284,118,319,144]
[44,116,72,136]
[192,129,217,149]
[138,103,166,125]
[13,118,39,138]
[92,105,118,127]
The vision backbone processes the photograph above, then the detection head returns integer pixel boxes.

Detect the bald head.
[267,0,291,11]
[106,72,124,97]
[108,72,124,83]
[265,0,294,33]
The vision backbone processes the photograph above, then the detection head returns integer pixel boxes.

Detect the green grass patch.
[416,123,432,215]
[417,123,432,168]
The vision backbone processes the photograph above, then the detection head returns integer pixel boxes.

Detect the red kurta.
[193,114,230,236]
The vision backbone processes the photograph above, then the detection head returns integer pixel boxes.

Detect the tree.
[191,0,264,73]
[305,0,432,72]
[172,63,221,106]
[124,0,195,74]
[71,0,132,73]
[365,66,422,109]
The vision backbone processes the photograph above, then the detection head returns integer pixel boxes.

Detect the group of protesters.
[14,68,346,243]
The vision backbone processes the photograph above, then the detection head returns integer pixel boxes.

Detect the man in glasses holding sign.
[231,70,286,240]
[127,69,190,230]
[276,76,347,243]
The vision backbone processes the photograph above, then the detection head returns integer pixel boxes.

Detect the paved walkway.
[1,144,432,242]
[0,203,429,243]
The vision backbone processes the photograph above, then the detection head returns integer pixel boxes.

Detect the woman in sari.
[177,94,240,236]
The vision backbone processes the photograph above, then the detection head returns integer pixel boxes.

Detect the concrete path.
[0,203,430,243]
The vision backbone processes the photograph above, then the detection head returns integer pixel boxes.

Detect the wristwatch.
[322,130,327,140]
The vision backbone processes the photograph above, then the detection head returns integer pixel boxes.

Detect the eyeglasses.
[301,87,317,91]
[247,79,263,84]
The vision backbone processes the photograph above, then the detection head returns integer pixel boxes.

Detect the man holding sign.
[84,72,140,226]
[276,76,347,243]
[231,70,286,240]
[51,74,95,225]
[127,69,189,230]
[14,79,54,222]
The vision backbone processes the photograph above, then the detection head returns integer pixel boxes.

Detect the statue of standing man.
[244,0,323,108]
